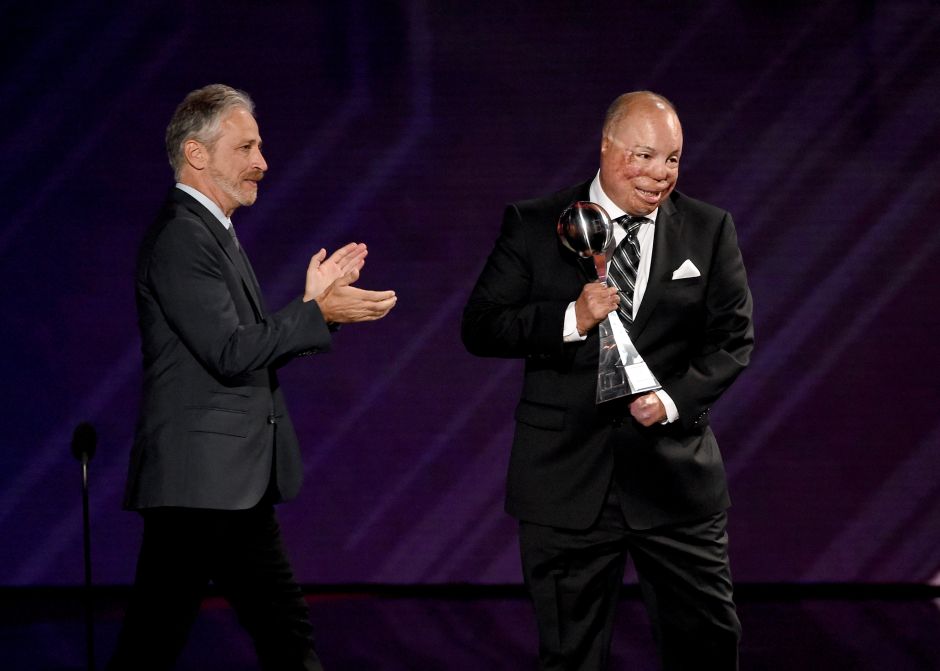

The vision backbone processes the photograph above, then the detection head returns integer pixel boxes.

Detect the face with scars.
[598,98,682,217]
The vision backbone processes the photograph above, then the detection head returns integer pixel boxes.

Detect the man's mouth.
[636,187,662,203]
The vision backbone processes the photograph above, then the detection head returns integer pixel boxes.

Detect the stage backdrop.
[1,0,938,586]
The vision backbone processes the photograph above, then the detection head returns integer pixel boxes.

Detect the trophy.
[557,201,661,403]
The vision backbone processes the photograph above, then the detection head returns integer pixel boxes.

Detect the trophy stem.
[593,254,607,285]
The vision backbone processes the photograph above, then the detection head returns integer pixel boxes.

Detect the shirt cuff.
[655,389,679,424]
[563,302,587,342]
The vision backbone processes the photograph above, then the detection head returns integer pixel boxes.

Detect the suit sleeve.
[665,212,754,431]
[145,217,332,379]
[462,204,570,359]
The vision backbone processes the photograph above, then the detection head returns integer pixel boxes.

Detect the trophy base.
[597,362,662,404]
[596,314,661,404]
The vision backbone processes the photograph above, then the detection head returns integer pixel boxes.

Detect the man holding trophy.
[462,91,753,670]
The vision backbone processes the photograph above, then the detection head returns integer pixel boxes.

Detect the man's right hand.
[574,282,619,335]
[316,269,397,323]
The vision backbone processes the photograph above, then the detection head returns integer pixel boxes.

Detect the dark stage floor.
[2,586,939,670]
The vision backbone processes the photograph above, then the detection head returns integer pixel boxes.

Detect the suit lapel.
[226,237,267,318]
[630,195,682,340]
[234,245,267,313]
[171,189,266,319]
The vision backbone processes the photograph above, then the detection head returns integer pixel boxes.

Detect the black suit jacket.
[462,181,754,530]
[124,187,332,511]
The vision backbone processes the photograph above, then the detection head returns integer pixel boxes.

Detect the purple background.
[1,0,938,586]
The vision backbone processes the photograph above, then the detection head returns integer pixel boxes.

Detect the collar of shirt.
[175,183,234,231]
[588,171,658,245]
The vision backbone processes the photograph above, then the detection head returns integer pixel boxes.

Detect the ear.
[183,139,208,171]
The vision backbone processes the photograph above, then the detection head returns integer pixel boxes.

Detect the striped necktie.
[607,215,648,326]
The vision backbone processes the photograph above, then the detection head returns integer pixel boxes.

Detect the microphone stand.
[71,423,97,671]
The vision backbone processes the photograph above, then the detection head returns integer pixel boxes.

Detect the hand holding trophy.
[557,202,662,403]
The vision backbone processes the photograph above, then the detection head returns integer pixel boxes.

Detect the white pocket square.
[671,259,701,280]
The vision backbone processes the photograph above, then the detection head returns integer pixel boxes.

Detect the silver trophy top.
[557,201,615,258]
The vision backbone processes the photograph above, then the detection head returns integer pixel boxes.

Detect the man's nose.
[649,160,669,181]
[254,149,268,172]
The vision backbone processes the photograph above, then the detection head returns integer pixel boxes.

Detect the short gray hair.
[165,84,255,179]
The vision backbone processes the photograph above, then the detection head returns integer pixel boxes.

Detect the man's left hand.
[629,393,666,427]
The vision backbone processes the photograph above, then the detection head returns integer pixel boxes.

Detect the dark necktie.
[607,215,648,326]
[226,223,240,249]
[226,223,266,314]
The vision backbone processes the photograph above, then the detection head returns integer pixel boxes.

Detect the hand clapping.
[303,243,368,303]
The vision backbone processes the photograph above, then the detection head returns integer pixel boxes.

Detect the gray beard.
[209,169,255,208]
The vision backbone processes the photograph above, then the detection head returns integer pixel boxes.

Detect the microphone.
[71,422,97,463]
[71,421,98,670]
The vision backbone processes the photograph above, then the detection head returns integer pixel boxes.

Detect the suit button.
[267,414,277,424]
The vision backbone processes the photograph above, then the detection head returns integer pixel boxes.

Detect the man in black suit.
[462,91,753,670]
[108,84,396,670]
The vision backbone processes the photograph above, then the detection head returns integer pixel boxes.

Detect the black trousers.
[519,484,740,671]
[107,503,323,671]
